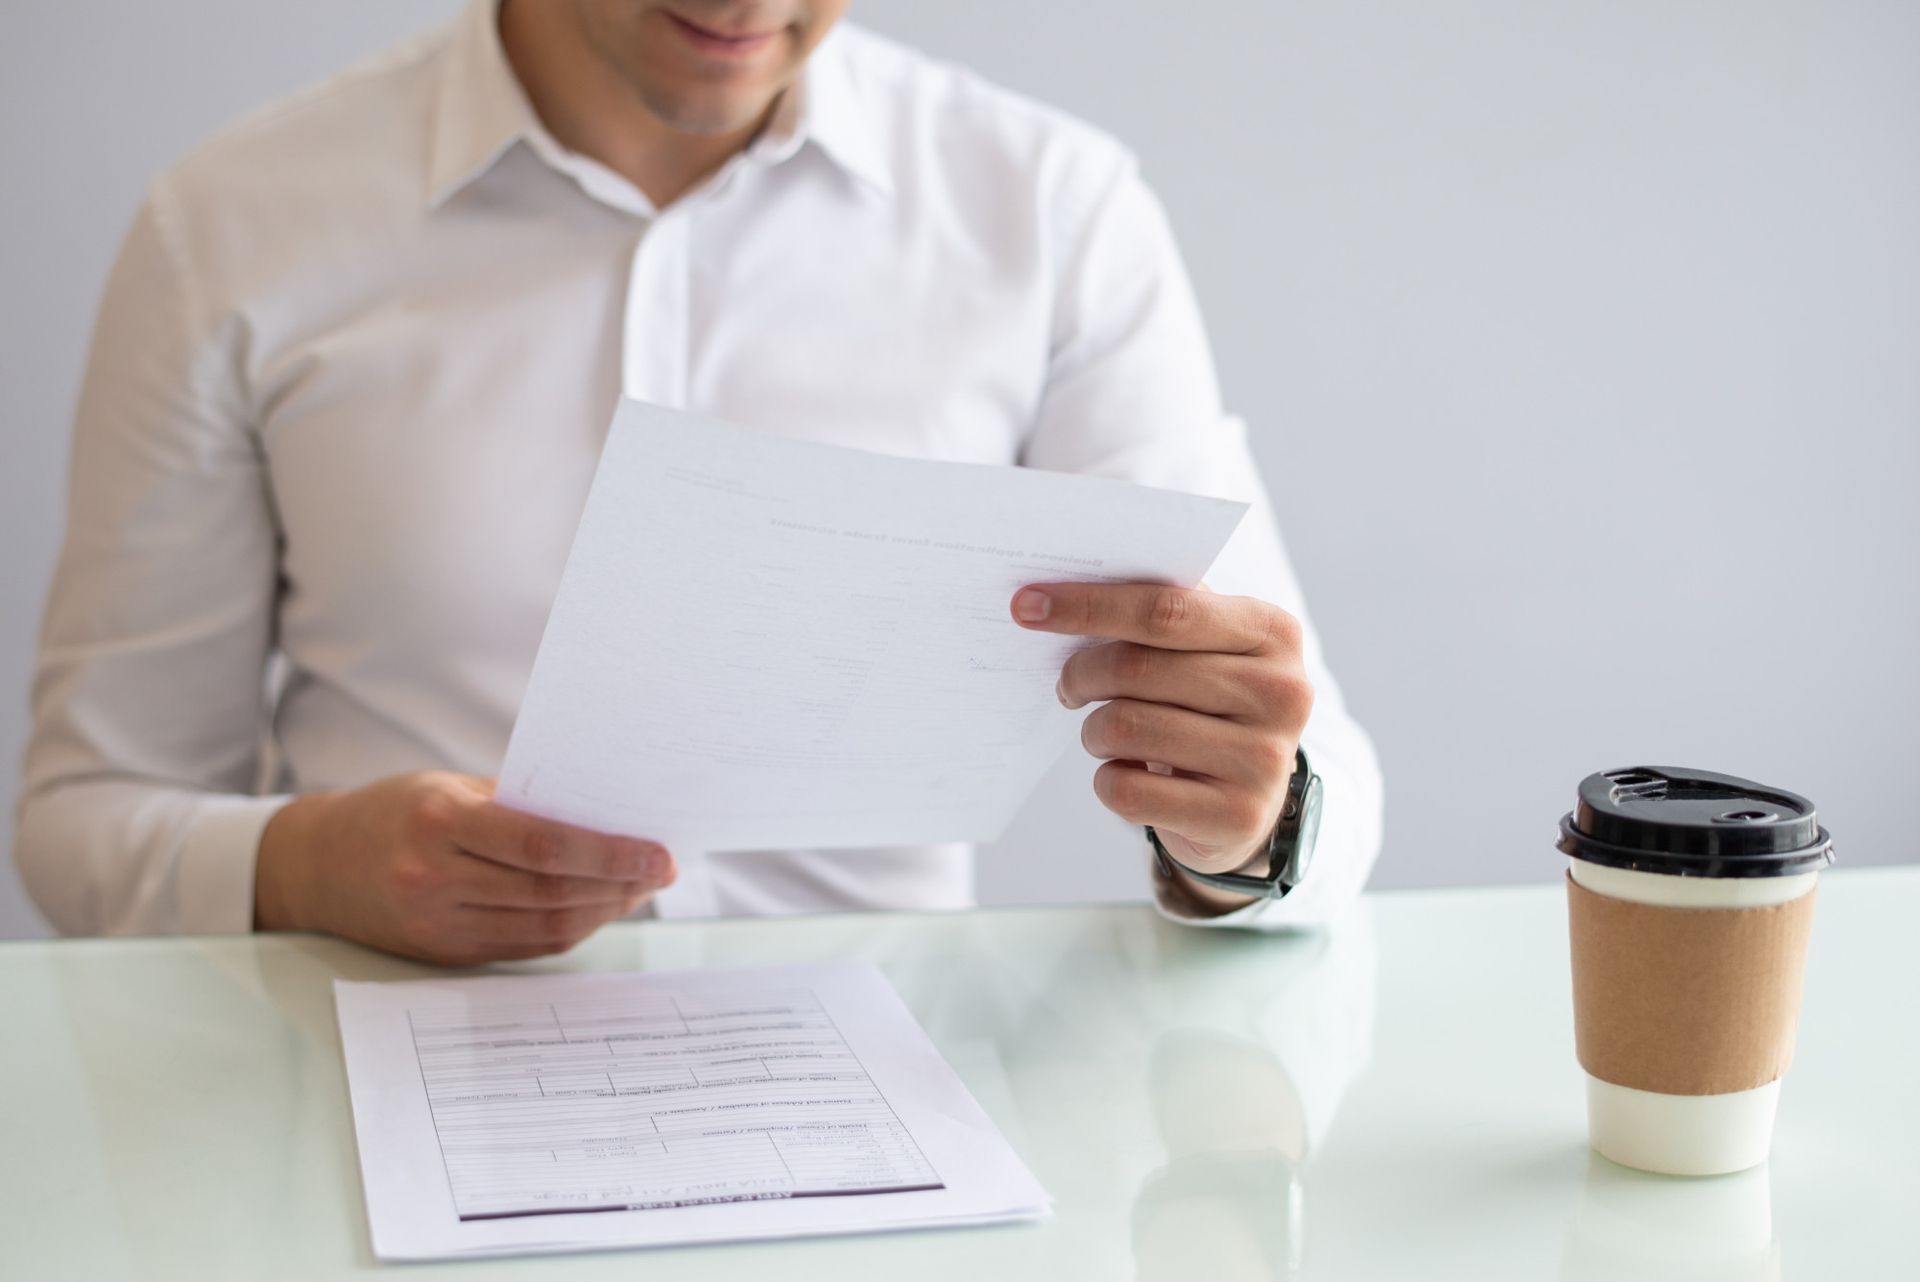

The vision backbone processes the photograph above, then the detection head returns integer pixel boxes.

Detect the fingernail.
[1014,589,1051,622]
[1055,675,1070,707]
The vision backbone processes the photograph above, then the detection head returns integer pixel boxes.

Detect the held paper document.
[497,400,1247,850]
[335,962,1047,1259]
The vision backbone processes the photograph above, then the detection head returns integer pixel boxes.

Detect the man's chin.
[638,83,783,137]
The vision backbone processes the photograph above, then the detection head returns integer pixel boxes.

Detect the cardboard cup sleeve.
[1566,873,1817,1096]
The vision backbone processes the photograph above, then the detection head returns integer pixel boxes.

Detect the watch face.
[1291,776,1324,884]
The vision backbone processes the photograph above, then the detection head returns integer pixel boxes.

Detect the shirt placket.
[615,158,770,920]
[620,207,691,407]
[617,186,711,918]
[617,146,767,407]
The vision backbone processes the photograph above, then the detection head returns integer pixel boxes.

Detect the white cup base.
[1586,1074,1780,1176]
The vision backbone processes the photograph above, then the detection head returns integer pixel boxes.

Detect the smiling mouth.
[664,11,782,57]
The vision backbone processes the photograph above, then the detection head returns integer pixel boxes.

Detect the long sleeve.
[1020,147,1384,930]
[14,179,288,937]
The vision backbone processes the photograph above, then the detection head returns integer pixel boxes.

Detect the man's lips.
[664,11,781,57]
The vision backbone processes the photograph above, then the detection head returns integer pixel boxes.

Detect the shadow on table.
[1559,1151,1780,1282]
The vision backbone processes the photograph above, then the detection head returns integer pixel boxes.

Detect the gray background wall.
[3,1,1914,939]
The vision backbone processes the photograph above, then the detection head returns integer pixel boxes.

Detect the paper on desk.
[335,961,1048,1260]
[497,400,1247,850]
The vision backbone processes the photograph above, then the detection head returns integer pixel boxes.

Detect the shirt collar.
[784,26,894,197]
[427,0,892,209]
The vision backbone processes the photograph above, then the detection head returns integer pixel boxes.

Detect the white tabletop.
[4,867,1913,1280]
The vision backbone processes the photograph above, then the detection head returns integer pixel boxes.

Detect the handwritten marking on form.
[496,399,1247,852]
[336,963,1046,1258]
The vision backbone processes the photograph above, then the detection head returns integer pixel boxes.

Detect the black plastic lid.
[1557,766,1834,878]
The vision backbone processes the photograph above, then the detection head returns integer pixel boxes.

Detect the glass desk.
[3,867,1912,1279]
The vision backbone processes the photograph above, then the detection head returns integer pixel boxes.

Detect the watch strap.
[1147,746,1316,901]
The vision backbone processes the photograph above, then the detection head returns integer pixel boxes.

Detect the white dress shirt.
[16,0,1382,937]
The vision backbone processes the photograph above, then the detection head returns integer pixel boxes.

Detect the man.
[16,0,1382,962]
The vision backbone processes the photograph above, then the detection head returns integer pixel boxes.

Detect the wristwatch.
[1147,745,1322,900]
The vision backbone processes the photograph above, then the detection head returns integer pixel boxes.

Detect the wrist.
[1213,828,1279,877]
[254,791,338,932]
[1157,850,1262,915]
[1149,745,1321,911]
[1147,824,1271,917]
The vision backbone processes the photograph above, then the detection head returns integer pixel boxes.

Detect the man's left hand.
[1010,582,1314,896]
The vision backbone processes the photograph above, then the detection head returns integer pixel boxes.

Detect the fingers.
[1091,760,1271,848]
[442,795,670,883]
[450,849,670,910]
[1079,698,1285,788]
[1012,582,1300,656]
[1058,642,1286,721]
[458,897,646,949]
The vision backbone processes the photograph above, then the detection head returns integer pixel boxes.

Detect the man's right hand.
[253,771,675,965]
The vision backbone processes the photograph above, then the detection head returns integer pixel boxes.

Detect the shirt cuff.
[173,794,293,935]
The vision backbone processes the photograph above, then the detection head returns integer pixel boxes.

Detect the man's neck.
[498,1,772,210]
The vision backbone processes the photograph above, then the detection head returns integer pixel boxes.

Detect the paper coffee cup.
[1558,767,1833,1176]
